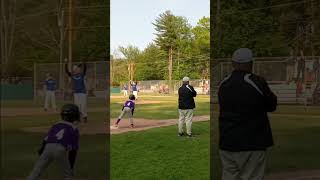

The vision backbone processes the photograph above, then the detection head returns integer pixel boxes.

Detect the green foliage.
[6,0,108,77]
[112,12,210,84]
[135,43,167,80]
[118,45,140,61]
[212,0,320,59]
[153,10,191,52]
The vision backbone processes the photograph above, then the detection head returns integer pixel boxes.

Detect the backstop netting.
[34,61,108,99]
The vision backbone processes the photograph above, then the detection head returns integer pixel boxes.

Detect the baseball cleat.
[130,124,135,128]
[110,125,118,130]
[187,134,194,138]
[178,133,184,137]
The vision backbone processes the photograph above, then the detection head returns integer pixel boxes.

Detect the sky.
[110,0,210,55]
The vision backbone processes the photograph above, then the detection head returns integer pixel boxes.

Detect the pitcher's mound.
[22,116,209,135]
[115,100,162,105]
[22,121,108,135]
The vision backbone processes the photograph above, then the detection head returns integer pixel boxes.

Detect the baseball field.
[110,93,210,180]
[1,98,108,180]
[2,95,320,180]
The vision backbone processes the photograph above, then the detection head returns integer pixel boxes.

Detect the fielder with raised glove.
[27,104,81,180]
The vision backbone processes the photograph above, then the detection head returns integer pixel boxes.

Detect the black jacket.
[178,84,197,109]
[218,70,277,151]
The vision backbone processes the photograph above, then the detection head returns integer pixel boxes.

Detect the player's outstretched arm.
[82,63,87,76]
[256,76,278,112]
[65,63,72,77]
[263,83,278,112]
[190,85,197,97]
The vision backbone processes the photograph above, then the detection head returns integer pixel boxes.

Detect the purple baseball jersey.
[45,121,79,150]
[124,100,135,109]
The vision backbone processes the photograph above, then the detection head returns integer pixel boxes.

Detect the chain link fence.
[212,56,320,85]
[212,56,320,105]
[119,79,210,95]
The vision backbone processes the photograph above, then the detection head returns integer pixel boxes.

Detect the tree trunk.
[1,0,16,77]
[168,47,173,93]
[0,0,5,72]
[7,0,16,63]
[68,0,73,68]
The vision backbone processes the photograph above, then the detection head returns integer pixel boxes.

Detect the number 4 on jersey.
[55,129,65,140]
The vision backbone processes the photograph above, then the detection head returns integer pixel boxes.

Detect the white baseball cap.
[232,48,253,63]
[182,77,190,81]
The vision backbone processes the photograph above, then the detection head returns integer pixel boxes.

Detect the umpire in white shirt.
[218,48,278,180]
[178,77,197,137]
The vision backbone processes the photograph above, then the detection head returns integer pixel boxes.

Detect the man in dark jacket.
[218,48,277,180]
[178,77,197,137]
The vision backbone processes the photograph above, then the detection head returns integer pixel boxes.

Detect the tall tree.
[192,17,210,79]
[135,43,167,80]
[153,10,191,92]
[118,45,140,81]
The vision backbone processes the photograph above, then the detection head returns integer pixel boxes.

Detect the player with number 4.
[27,104,80,180]
[114,94,136,128]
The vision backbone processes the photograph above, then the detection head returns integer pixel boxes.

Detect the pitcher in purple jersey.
[27,104,80,180]
[114,94,136,128]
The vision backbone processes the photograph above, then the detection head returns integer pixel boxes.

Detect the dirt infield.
[110,115,209,134]
[22,115,209,135]
[115,100,163,105]
[1,107,106,117]
[11,178,94,180]
[23,121,108,135]
[2,101,163,117]
[111,95,174,99]
[265,170,320,180]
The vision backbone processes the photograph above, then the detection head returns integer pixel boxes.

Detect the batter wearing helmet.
[27,104,80,180]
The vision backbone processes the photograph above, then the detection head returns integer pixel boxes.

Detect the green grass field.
[1,111,108,179]
[110,94,210,180]
[110,94,210,119]
[2,94,320,180]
